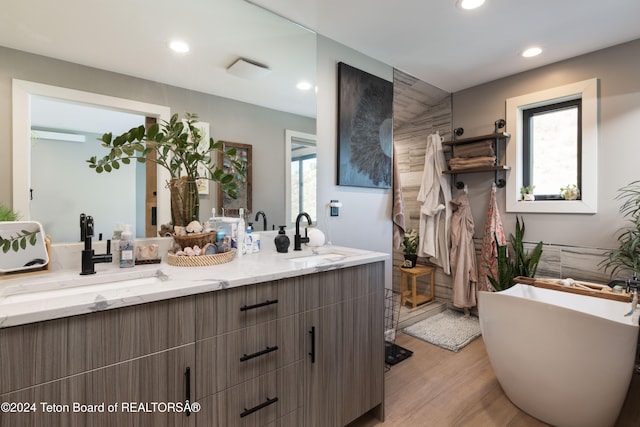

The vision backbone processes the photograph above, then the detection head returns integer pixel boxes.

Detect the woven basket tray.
[167,249,236,267]
[172,231,217,249]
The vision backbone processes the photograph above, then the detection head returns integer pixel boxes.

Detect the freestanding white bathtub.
[479,283,638,427]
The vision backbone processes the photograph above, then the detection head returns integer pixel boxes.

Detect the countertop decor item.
[88,113,245,227]
[274,225,290,253]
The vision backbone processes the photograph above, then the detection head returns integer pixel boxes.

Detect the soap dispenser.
[274,226,290,253]
[119,224,135,268]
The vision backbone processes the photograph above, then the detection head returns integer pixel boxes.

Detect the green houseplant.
[88,113,243,227]
[599,181,640,278]
[488,216,543,291]
[0,203,40,253]
[560,184,580,200]
[402,229,419,268]
[520,185,535,201]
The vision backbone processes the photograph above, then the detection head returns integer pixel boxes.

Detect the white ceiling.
[3,0,640,124]
[250,0,640,93]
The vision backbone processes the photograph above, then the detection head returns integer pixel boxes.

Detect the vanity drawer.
[196,279,302,340]
[196,314,303,397]
[194,360,303,427]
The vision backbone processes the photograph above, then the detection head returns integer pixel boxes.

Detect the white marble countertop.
[0,243,388,328]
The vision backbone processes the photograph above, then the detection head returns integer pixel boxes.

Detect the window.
[522,99,581,200]
[506,78,598,213]
[285,130,317,225]
[291,151,317,222]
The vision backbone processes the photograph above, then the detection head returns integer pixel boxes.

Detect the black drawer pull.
[240,299,278,311]
[309,326,316,364]
[240,345,279,362]
[185,367,191,416]
[240,396,278,418]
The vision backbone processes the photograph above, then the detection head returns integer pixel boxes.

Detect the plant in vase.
[520,185,535,201]
[560,184,580,200]
[88,113,243,230]
[402,229,419,268]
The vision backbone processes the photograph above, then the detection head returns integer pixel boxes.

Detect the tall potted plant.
[88,113,242,227]
[599,181,640,278]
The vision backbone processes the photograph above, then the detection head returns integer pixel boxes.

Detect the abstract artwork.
[337,62,393,189]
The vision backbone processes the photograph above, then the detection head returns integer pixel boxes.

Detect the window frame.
[522,98,582,200]
[505,78,598,213]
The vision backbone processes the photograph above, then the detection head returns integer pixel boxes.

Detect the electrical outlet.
[330,200,340,217]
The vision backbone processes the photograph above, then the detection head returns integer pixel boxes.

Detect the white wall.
[316,35,394,289]
[452,39,640,251]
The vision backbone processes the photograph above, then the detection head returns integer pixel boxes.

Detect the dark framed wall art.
[337,62,393,189]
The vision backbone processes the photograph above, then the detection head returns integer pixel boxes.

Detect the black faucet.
[254,210,268,231]
[605,275,640,293]
[80,213,113,275]
[294,212,312,251]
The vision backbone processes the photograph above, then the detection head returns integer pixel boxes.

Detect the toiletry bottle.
[244,224,253,255]
[274,225,290,253]
[119,224,135,268]
[236,208,245,256]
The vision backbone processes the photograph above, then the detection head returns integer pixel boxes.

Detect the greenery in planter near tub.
[488,216,543,291]
[599,180,640,277]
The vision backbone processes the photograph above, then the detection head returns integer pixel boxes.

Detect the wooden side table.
[399,264,435,308]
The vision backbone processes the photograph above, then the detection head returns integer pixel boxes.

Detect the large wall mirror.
[9,0,316,243]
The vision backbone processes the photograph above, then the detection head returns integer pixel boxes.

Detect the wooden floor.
[348,332,640,427]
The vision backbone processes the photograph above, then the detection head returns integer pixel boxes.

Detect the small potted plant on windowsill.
[401,229,419,268]
[520,185,535,201]
[560,184,580,200]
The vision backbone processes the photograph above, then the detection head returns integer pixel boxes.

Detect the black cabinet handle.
[240,396,278,418]
[185,367,191,416]
[240,345,279,362]
[309,326,316,364]
[240,299,278,311]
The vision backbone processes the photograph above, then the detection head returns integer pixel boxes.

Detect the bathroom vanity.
[0,243,387,427]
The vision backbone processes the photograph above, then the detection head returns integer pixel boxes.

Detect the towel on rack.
[478,183,506,292]
[452,140,495,158]
[448,156,496,170]
[417,132,451,274]
[392,144,405,249]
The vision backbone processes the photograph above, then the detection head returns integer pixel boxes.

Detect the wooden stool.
[399,264,435,308]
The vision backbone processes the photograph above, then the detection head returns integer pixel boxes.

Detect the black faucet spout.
[80,213,113,275]
[294,212,312,251]
[254,211,268,231]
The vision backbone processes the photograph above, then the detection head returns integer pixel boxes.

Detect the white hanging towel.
[417,132,452,274]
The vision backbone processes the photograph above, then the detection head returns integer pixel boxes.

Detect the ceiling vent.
[226,58,271,79]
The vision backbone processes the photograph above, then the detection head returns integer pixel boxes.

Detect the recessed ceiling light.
[169,40,190,53]
[522,47,542,58]
[457,0,485,10]
[297,81,312,91]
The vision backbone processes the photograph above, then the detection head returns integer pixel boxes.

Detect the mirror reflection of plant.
[599,180,640,277]
[87,113,244,199]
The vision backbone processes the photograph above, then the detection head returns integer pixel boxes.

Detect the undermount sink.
[285,246,369,265]
[0,268,168,305]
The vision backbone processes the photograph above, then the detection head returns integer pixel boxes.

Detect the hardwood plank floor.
[349,332,640,427]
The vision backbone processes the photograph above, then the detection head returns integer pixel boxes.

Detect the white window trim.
[505,78,598,213]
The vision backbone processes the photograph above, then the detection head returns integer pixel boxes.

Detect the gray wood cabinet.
[0,261,384,427]
[304,262,385,427]
[0,297,196,427]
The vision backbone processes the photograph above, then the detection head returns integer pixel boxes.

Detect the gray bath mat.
[403,309,481,352]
